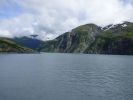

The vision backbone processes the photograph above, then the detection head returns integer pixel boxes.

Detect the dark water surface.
[0,53,133,100]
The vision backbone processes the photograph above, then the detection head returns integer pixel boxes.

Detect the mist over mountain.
[0,0,133,40]
[0,21,133,54]
[1,1,133,100]
[12,35,44,49]
[38,21,133,55]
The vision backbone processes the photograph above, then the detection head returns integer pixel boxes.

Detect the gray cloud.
[0,0,133,40]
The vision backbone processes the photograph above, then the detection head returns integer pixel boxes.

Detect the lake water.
[0,53,133,100]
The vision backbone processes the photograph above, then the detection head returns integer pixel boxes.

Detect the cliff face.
[85,22,133,55]
[38,22,133,55]
[38,24,102,53]
[0,38,33,53]
[85,35,133,55]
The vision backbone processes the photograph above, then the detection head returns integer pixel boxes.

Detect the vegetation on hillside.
[38,22,133,55]
[0,38,33,53]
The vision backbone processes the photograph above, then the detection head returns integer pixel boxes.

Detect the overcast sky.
[0,0,133,40]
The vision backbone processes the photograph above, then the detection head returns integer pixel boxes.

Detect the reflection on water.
[0,53,133,100]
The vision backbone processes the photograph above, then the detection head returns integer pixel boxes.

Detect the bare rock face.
[38,22,133,55]
[38,24,102,53]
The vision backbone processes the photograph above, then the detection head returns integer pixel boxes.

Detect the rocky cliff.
[38,22,133,55]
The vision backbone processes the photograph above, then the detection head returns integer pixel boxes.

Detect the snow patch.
[121,24,127,27]
[103,24,116,31]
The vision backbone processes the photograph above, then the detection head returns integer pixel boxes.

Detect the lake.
[0,53,133,100]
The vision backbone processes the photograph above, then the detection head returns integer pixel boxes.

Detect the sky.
[0,0,133,40]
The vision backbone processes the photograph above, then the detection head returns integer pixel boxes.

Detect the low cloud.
[0,0,133,40]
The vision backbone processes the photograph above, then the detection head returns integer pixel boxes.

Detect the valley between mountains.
[0,21,133,55]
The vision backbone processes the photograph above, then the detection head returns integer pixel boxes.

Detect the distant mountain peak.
[122,21,133,24]
[38,21,133,55]
[101,21,133,31]
[30,34,39,38]
[13,36,44,49]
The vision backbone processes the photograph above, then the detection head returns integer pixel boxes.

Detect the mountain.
[85,22,133,55]
[38,24,102,53]
[12,36,44,50]
[0,37,33,53]
[1,22,132,54]
[38,21,133,55]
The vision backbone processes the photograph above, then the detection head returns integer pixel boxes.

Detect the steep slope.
[38,24,102,53]
[38,21,133,55]
[0,37,33,53]
[85,22,133,55]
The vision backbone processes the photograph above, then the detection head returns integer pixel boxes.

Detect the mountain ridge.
[0,37,33,53]
[12,36,44,49]
[0,21,133,54]
[38,21,133,55]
